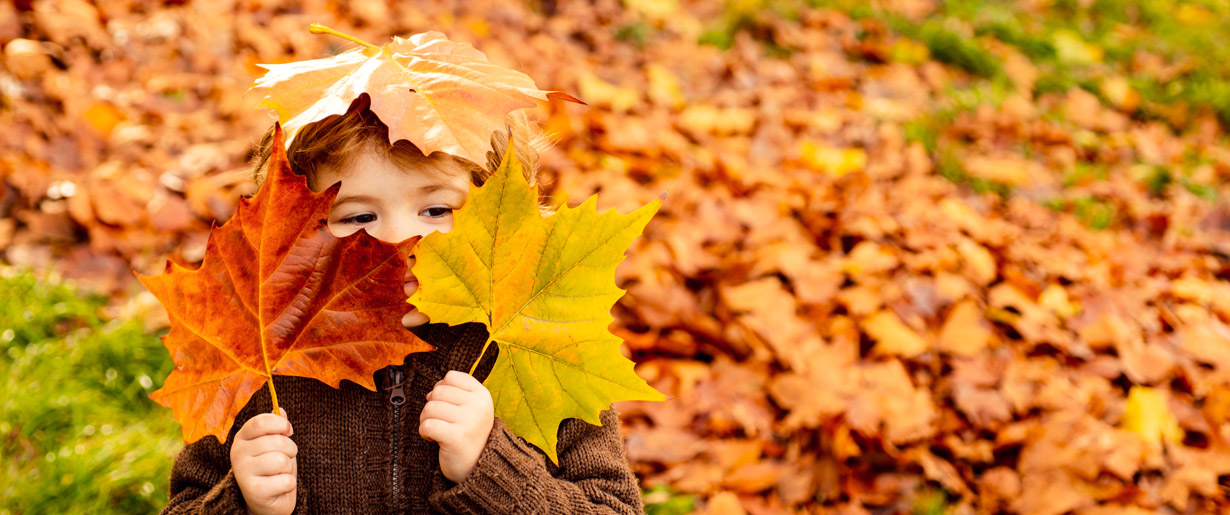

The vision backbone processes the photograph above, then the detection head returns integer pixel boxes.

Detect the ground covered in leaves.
[2,0,1229,513]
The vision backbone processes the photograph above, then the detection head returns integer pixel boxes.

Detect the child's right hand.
[231,408,297,515]
[403,255,429,328]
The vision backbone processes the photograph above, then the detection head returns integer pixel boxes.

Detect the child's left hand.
[419,370,494,483]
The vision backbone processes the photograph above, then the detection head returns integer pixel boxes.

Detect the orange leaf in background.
[138,125,432,444]
[938,300,992,356]
[250,25,582,167]
[864,310,928,358]
[83,101,124,138]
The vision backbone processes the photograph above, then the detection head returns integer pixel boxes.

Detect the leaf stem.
[268,377,280,415]
[308,23,430,99]
[468,337,496,376]
[309,24,381,52]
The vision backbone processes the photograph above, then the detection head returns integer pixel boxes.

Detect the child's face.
[312,143,472,244]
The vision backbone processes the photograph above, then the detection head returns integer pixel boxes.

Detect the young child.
[160,91,646,513]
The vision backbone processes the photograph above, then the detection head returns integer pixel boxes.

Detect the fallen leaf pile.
[2,0,1229,513]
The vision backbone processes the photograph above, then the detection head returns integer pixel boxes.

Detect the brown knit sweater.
[160,323,645,514]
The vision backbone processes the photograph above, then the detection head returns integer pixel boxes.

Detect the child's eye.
[339,213,376,224]
[421,206,452,219]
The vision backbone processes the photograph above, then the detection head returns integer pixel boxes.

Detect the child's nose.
[373,215,423,245]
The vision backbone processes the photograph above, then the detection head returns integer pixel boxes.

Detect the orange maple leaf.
[139,124,433,444]
[250,25,582,167]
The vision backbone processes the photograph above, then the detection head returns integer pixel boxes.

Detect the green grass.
[0,268,180,514]
[643,485,696,515]
[936,153,1013,198]
[911,486,952,515]
[615,21,652,50]
[1044,196,1118,230]
[911,0,1230,125]
[1063,163,1110,188]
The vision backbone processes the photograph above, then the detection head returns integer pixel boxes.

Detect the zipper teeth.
[390,366,402,507]
[391,402,400,505]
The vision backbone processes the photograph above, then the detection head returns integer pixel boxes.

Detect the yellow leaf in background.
[1122,386,1183,449]
[865,310,928,358]
[1176,4,1215,26]
[798,140,867,176]
[963,155,1043,187]
[1053,30,1103,66]
[890,38,929,64]
[461,18,488,37]
[578,72,639,113]
[1101,76,1140,111]
[728,0,768,17]
[1038,284,1080,319]
[646,63,686,110]
[956,238,997,286]
[623,0,679,21]
[678,104,757,136]
[410,137,664,463]
[84,102,124,138]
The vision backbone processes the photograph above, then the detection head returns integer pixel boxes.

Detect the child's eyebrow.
[332,194,379,208]
[419,183,465,195]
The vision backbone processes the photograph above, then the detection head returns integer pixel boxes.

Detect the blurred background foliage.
[3,0,1230,513]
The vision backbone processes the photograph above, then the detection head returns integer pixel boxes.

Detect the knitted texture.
[160,323,645,514]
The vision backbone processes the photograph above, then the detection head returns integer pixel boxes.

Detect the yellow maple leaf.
[410,137,665,463]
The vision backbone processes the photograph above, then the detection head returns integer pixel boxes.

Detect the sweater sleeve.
[428,408,643,514]
[161,424,311,514]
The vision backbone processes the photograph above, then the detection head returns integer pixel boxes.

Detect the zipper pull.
[388,367,405,406]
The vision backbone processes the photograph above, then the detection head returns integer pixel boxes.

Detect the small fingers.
[402,309,429,329]
[248,434,298,459]
[237,412,292,441]
[420,400,462,424]
[247,451,295,476]
[440,370,482,391]
[418,417,450,443]
[425,384,469,406]
[260,473,297,496]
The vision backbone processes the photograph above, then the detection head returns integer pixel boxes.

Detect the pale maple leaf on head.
[249,25,582,167]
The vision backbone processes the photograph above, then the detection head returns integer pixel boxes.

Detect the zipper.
[387,365,405,507]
